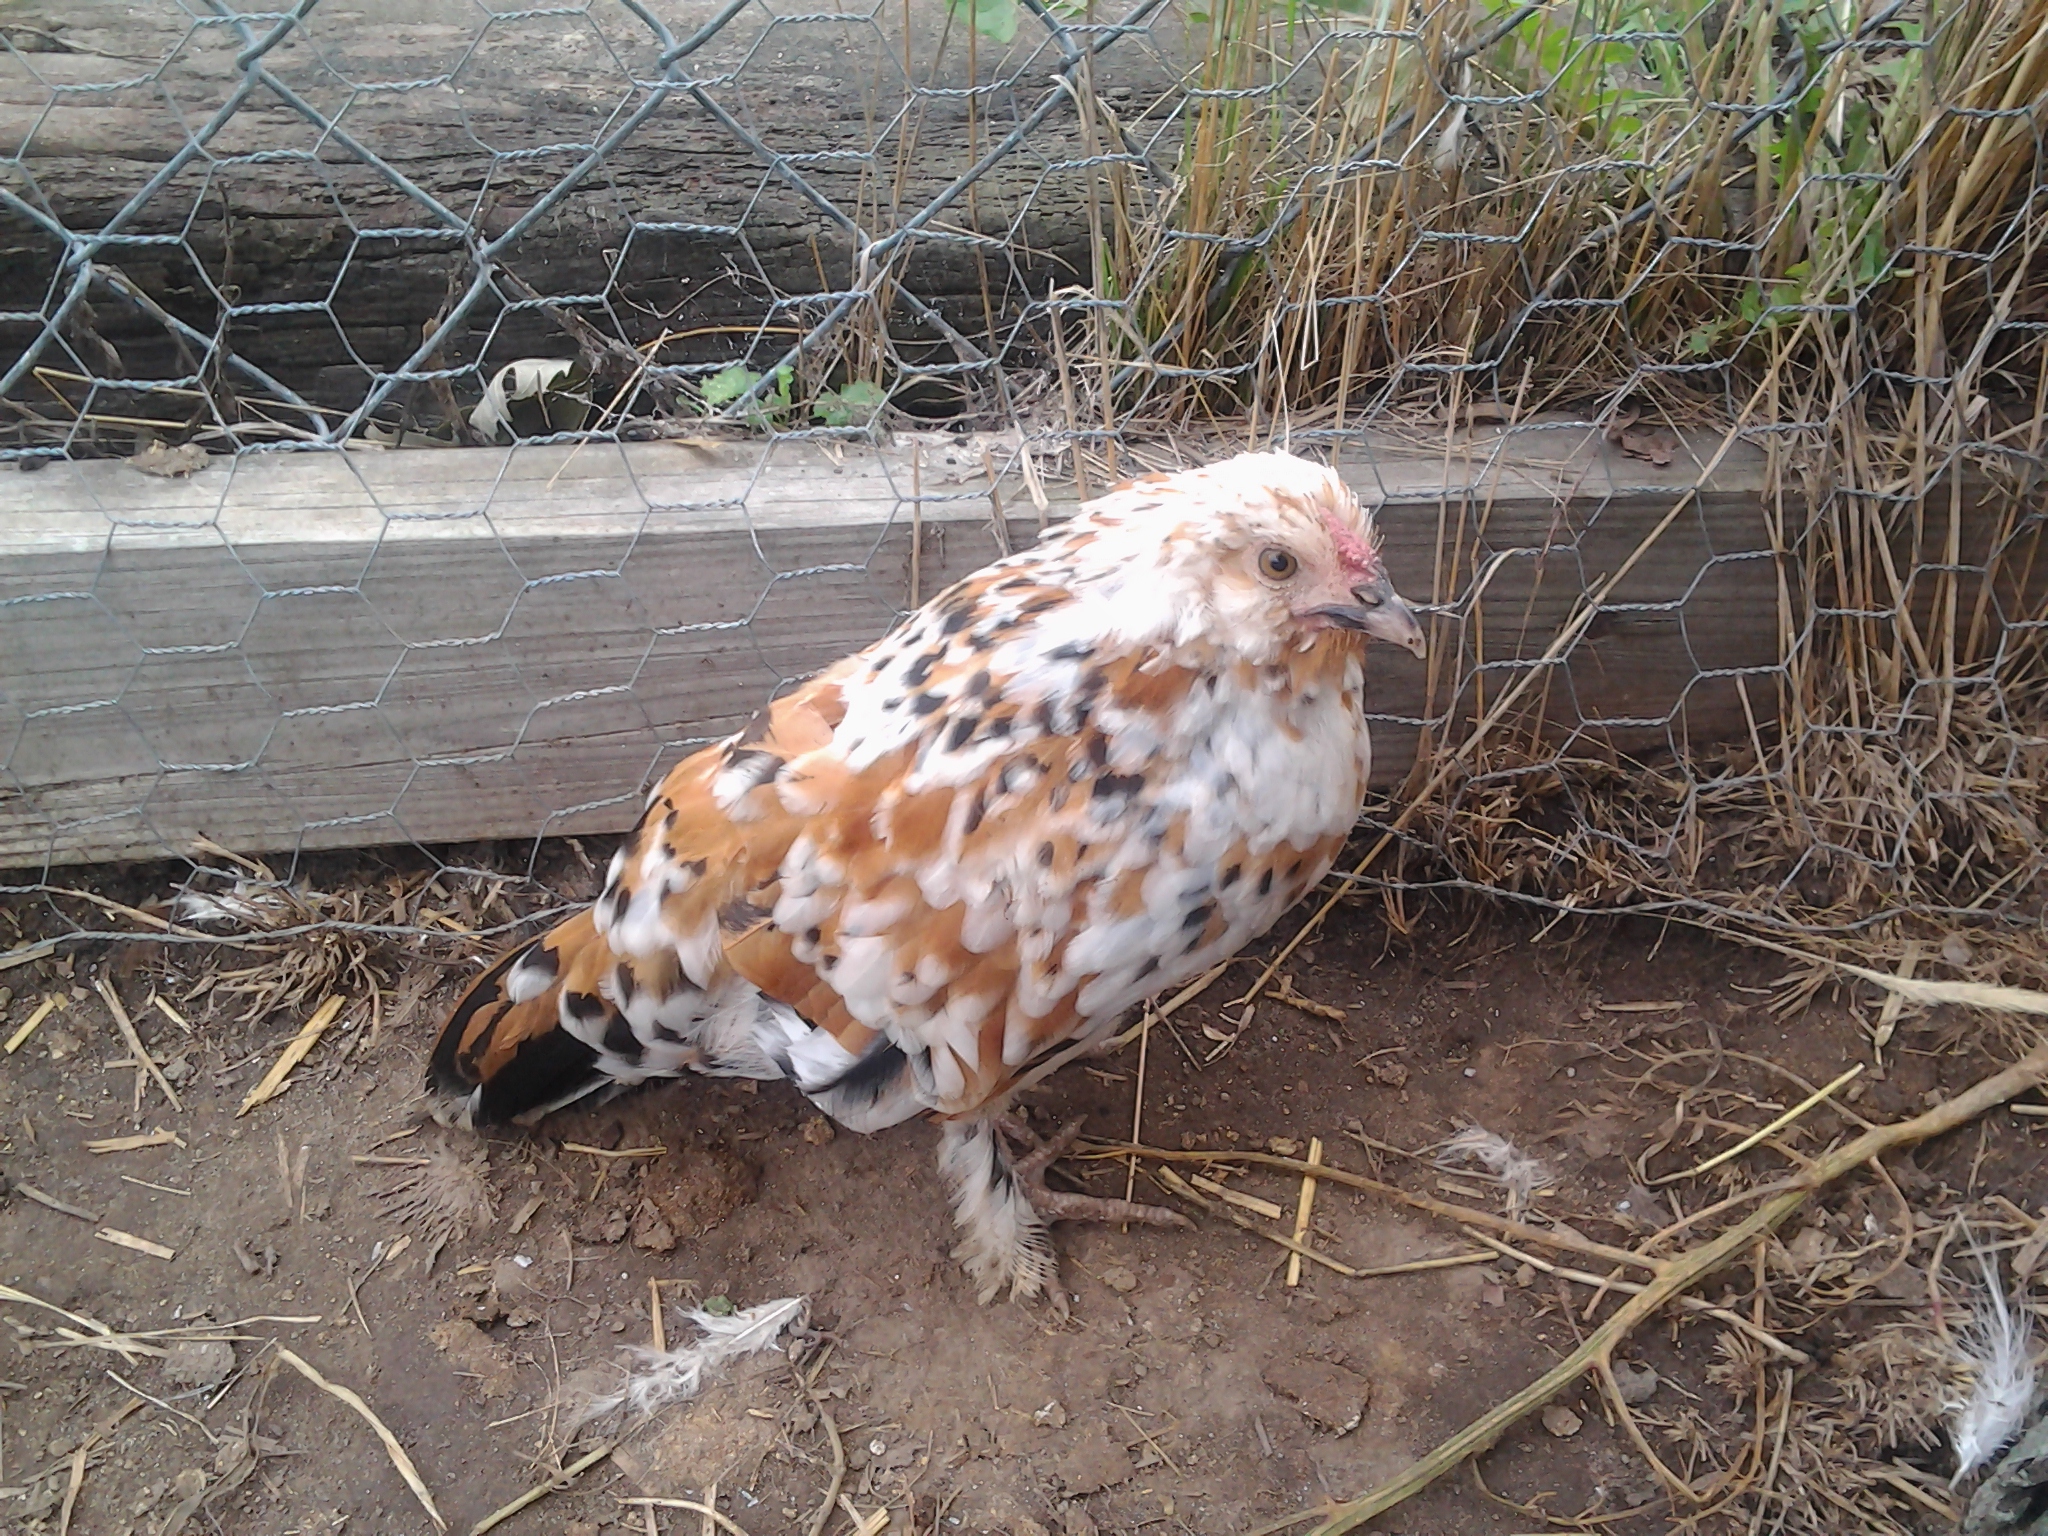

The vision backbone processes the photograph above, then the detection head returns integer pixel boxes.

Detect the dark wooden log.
[0,0,1168,423]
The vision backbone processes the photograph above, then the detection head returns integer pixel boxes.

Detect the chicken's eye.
[1258,547,1298,580]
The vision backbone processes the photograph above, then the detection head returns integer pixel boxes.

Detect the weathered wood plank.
[1,426,1786,868]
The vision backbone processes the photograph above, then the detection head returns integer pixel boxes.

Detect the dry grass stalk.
[273,1347,445,1530]
[55,1399,141,1536]
[12,1182,98,1223]
[1189,1172,1286,1219]
[93,1227,175,1261]
[1665,1062,1865,1183]
[237,995,344,1115]
[559,1142,666,1160]
[3,995,60,1054]
[85,1128,184,1153]
[93,978,182,1114]
[467,1440,618,1536]
[1285,1136,1324,1287]
[1248,1035,2048,1536]
[618,1498,757,1536]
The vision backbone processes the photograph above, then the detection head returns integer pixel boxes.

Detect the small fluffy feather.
[1434,1126,1554,1213]
[1945,1245,2039,1485]
[578,1295,807,1421]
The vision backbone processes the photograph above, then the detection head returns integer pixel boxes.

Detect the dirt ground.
[1,844,2037,1536]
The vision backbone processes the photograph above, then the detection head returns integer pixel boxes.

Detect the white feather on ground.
[1946,1244,2039,1486]
[575,1295,807,1422]
[1434,1126,1555,1213]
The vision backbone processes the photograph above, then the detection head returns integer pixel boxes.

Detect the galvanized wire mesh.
[3,0,2044,983]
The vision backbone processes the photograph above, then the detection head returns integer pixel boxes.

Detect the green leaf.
[949,0,1017,44]
[815,379,888,427]
[702,363,762,409]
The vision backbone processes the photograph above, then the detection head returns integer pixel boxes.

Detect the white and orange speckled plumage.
[429,450,1425,1304]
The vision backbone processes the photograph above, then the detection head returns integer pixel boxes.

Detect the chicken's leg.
[938,1114,1192,1312]
[996,1114,1192,1229]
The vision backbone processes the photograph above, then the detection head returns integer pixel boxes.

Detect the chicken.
[427,450,1426,1306]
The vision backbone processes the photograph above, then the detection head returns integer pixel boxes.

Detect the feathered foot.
[937,1116,1188,1316]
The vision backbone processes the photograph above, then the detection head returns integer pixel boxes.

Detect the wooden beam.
[2,426,1784,869]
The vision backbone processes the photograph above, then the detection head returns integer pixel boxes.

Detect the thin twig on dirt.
[55,1399,141,1536]
[1461,1231,1804,1361]
[1156,1167,1488,1280]
[618,1498,757,1536]
[798,1353,847,1536]
[1249,1037,2048,1536]
[273,1347,445,1531]
[467,1440,617,1536]
[1662,1062,1863,1183]
[1123,1009,1152,1219]
[1089,1144,1656,1273]
[561,1143,667,1160]
[93,978,183,1114]
[12,1182,100,1222]
[105,1369,219,1442]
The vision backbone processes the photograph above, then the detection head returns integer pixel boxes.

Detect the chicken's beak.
[1312,570,1427,659]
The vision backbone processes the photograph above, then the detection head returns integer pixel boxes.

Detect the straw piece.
[1190,1173,1287,1219]
[94,978,183,1113]
[560,1142,666,1159]
[0,940,57,972]
[618,1498,757,1536]
[467,1441,616,1536]
[274,1347,445,1530]
[43,1327,170,1359]
[87,1128,185,1154]
[1158,1167,1486,1281]
[237,996,344,1115]
[0,1282,131,1352]
[56,1399,141,1536]
[1660,1063,1864,1183]
[4,995,60,1054]
[150,993,194,1033]
[1460,1230,1804,1362]
[14,1181,99,1222]
[1286,1137,1323,1287]
[95,1227,176,1260]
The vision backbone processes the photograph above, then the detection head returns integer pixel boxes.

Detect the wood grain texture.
[2,426,1789,868]
[0,0,1174,413]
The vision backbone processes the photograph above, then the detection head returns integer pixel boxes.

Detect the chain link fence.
[3,0,2044,985]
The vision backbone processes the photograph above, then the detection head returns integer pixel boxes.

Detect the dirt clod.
[1613,1359,1658,1404]
[162,1339,234,1387]
[642,1143,759,1236]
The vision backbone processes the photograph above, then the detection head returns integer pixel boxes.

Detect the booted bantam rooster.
[429,451,1425,1306]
